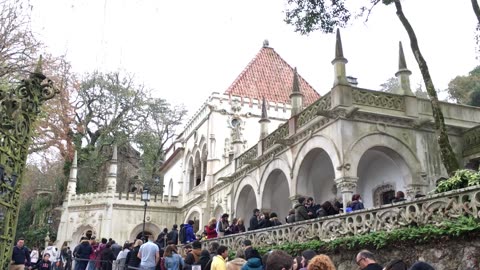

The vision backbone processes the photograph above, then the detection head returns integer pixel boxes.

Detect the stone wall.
[324,236,480,270]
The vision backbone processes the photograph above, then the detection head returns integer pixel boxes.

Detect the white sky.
[31,0,479,118]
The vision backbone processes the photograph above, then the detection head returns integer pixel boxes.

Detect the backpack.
[179,226,187,244]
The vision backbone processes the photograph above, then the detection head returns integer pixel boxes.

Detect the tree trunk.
[394,0,460,176]
[472,0,480,26]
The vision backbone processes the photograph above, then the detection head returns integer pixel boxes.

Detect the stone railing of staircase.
[201,185,480,251]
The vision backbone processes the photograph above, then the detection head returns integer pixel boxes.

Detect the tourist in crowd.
[391,191,406,203]
[185,220,197,243]
[95,238,108,270]
[110,240,122,270]
[100,243,115,270]
[307,255,335,270]
[126,239,142,269]
[292,256,302,270]
[408,262,435,270]
[205,218,217,239]
[198,250,211,270]
[249,209,260,231]
[351,194,365,211]
[31,246,40,265]
[63,247,73,270]
[270,212,282,226]
[138,236,160,270]
[75,237,93,270]
[217,214,231,237]
[242,248,263,270]
[157,228,169,249]
[242,240,252,254]
[237,219,246,233]
[286,209,296,223]
[10,237,31,270]
[86,237,98,270]
[295,197,309,222]
[167,224,179,245]
[316,201,339,218]
[226,248,246,270]
[185,241,202,265]
[299,250,316,270]
[383,259,407,270]
[116,242,131,270]
[179,224,187,244]
[355,250,382,270]
[265,250,292,270]
[44,241,59,268]
[211,245,229,270]
[164,245,184,270]
[33,253,53,270]
[258,212,271,229]
[306,197,320,219]
[209,242,220,259]
[229,218,240,234]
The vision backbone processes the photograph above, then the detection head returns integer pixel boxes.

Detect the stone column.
[334,177,358,209]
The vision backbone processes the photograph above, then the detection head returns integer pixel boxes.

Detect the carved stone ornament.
[199,186,480,252]
[334,177,358,193]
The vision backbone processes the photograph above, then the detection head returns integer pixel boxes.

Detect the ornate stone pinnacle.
[398,41,408,70]
[260,96,268,121]
[291,67,301,94]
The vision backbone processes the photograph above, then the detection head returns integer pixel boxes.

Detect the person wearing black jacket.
[166,224,179,245]
[11,238,31,270]
[75,237,93,270]
[126,239,143,269]
[100,243,115,270]
[33,254,52,270]
[248,209,260,231]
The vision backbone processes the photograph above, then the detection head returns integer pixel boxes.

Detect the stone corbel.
[275,138,294,146]
[218,176,234,183]
[334,177,358,193]
[316,109,335,119]
[244,159,261,166]
[412,117,432,129]
[345,106,359,118]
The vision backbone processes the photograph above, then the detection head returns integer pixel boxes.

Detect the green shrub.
[435,169,480,193]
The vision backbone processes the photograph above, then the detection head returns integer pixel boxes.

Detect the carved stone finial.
[260,96,268,120]
[335,29,345,60]
[34,55,43,74]
[395,41,414,96]
[291,67,301,94]
[263,39,269,48]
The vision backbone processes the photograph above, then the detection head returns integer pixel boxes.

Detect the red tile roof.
[224,46,320,105]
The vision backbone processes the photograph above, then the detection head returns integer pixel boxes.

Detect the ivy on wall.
[435,170,480,193]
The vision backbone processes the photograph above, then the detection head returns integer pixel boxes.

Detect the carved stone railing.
[262,122,289,152]
[235,144,258,169]
[201,186,480,251]
[463,125,480,157]
[352,88,405,111]
[296,92,332,129]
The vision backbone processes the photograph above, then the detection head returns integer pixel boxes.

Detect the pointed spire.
[107,145,118,193]
[68,150,78,182]
[260,96,269,121]
[398,41,407,70]
[34,55,43,74]
[291,67,301,94]
[335,29,345,60]
[395,41,413,96]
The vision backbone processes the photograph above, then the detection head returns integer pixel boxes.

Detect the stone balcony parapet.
[201,185,480,251]
[67,192,179,208]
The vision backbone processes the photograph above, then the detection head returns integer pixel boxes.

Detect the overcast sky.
[31,0,479,118]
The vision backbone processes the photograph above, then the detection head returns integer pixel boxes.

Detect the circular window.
[231,118,241,128]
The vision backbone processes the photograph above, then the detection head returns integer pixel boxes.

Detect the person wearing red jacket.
[205,218,218,239]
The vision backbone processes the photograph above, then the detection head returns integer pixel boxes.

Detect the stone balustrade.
[201,186,480,251]
[68,192,179,206]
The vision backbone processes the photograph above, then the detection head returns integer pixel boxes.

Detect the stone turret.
[332,29,349,86]
[395,41,414,96]
[290,67,304,116]
[259,96,270,140]
[106,145,117,193]
[66,150,77,196]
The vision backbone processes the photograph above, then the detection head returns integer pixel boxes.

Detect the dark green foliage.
[435,169,480,193]
[447,66,480,106]
[255,216,480,256]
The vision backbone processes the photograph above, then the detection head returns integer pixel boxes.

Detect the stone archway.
[357,146,412,208]
[185,207,202,232]
[235,184,257,223]
[296,148,337,203]
[129,222,161,242]
[261,169,290,218]
[72,224,97,247]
